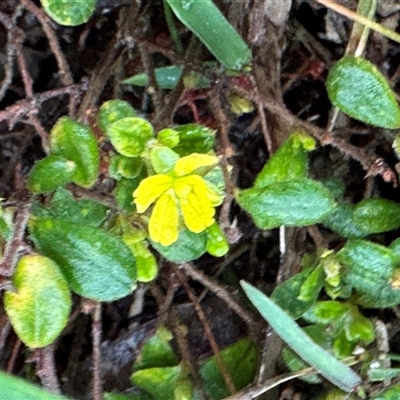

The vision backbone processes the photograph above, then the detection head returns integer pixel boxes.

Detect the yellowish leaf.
[175,176,215,233]
[149,190,179,246]
[133,174,173,213]
[204,180,223,206]
[174,153,218,176]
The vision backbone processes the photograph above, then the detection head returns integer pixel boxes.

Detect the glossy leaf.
[173,124,215,156]
[206,222,229,257]
[47,188,109,227]
[30,218,137,302]
[98,100,138,133]
[150,146,179,174]
[272,269,320,319]
[151,228,207,262]
[326,56,400,129]
[241,280,362,393]
[200,339,258,400]
[40,0,95,26]
[353,198,400,233]
[337,239,400,307]
[4,255,71,348]
[132,365,182,400]
[165,0,251,70]
[237,179,336,230]
[0,372,72,400]
[28,155,76,193]
[107,117,154,157]
[50,116,99,188]
[255,131,315,188]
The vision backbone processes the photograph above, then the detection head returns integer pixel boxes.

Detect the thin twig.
[34,344,61,394]
[6,339,21,374]
[92,302,103,400]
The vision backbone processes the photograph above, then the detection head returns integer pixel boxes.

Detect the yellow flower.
[133,153,223,246]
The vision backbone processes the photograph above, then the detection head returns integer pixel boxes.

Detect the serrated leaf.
[353,198,400,234]
[200,339,258,400]
[28,155,76,193]
[4,255,71,348]
[0,372,72,400]
[237,179,336,230]
[98,100,138,133]
[337,239,400,307]
[326,56,400,129]
[255,131,315,188]
[50,116,99,188]
[40,0,95,26]
[272,269,319,319]
[173,124,215,156]
[30,218,137,302]
[150,147,179,174]
[151,228,207,262]
[48,188,109,227]
[323,203,369,239]
[241,280,362,393]
[107,117,154,157]
[165,0,251,70]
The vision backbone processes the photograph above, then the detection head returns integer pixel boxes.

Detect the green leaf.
[237,179,336,230]
[240,280,362,393]
[165,0,251,70]
[28,155,76,193]
[353,198,400,233]
[337,239,400,307]
[344,307,375,344]
[107,117,154,157]
[109,155,144,180]
[373,385,400,399]
[173,124,215,156]
[272,269,320,319]
[47,188,109,227]
[50,116,99,188]
[151,228,207,262]
[40,0,95,26]
[307,301,348,324]
[98,99,138,134]
[323,203,369,239]
[150,146,179,174]
[326,56,400,129]
[298,264,325,302]
[0,372,72,400]
[200,339,258,400]
[369,368,400,382]
[30,217,137,302]
[134,326,179,372]
[114,177,142,212]
[157,128,180,148]
[254,131,315,188]
[392,132,400,160]
[124,241,158,283]
[4,255,71,348]
[206,222,229,257]
[104,393,152,400]
[132,365,182,400]
[333,329,355,359]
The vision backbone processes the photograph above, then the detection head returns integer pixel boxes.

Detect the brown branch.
[91,303,103,400]
[32,344,61,394]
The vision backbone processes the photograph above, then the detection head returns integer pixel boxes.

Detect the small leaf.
[240,280,362,393]
[30,218,137,302]
[200,339,258,400]
[98,99,138,133]
[373,384,400,399]
[157,128,180,148]
[150,147,179,174]
[0,372,72,400]
[124,241,158,283]
[107,117,154,157]
[151,228,207,262]
[4,255,71,348]
[165,0,251,70]
[174,153,218,176]
[337,239,400,307]
[326,56,400,129]
[369,368,400,382]
[206,222,229,257]
[353,198,400,233]
[237,179,336,230]
[114,176,142,212]
[298,264,325,302]
[344,307,375,344]
[28,155,76,193]
[308,301,349,324]
[255,131,315,188]
[109,155,143,180]
[173,124,215,156]
[50,116,99,188]
[40,0,95,26]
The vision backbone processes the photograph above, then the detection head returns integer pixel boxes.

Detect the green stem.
[163,0,184,55]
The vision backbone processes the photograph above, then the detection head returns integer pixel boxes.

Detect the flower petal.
[149,190,179,246]
[175,176,215,233]
[174,153,218,176]
[133,174,173,213]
